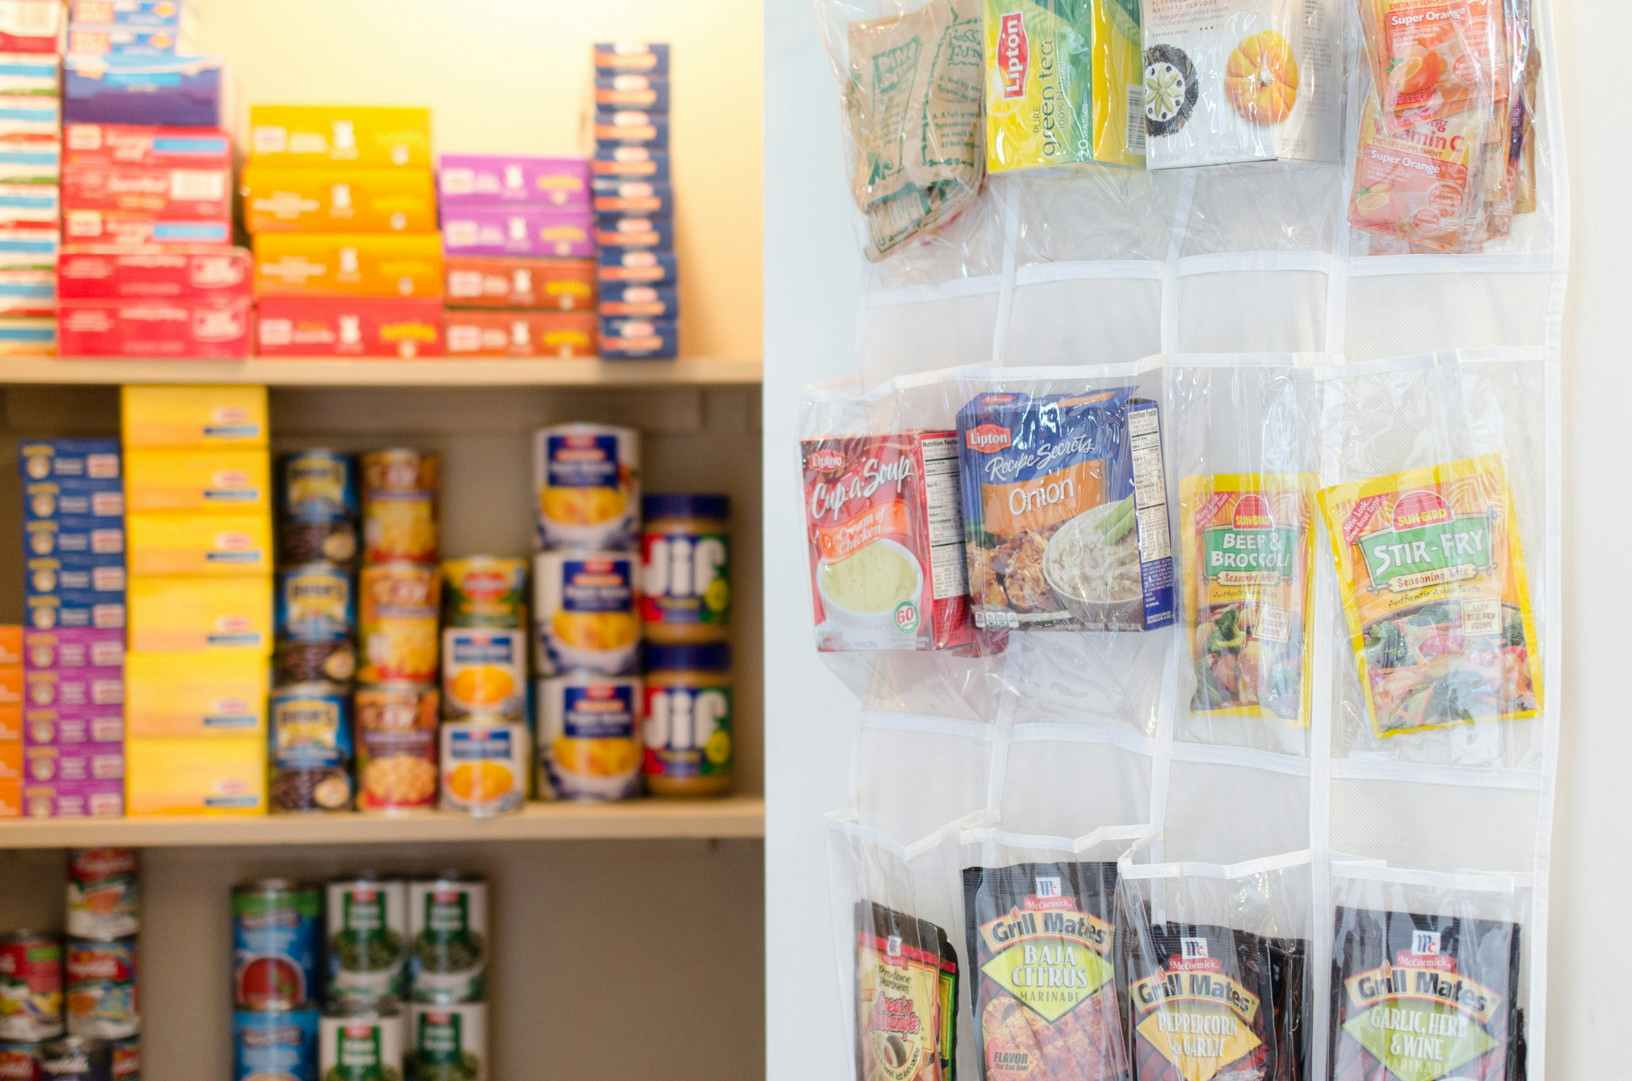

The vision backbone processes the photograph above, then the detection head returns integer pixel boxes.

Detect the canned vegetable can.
[66,850,139,941]
[0,932,62,1042]
[279,450,358,523]
[232,880,322,1011]
[438,721,527,818]
[38,1036,111,1081]
[275,563,356,642]
[320,999,404,1081]
[110,1038,136,1081]
[279,515,359,567]
[326,876,408,1002]
[533,423,639,551]
[0,1041,43,1080]
[64,939,137,1040]
[440,557,526,629]
[275,637,358,685]
[268,683,355,813]
[407,876,486,1003]
[361,450,440,495]
[410,1001,487,1081]
[358,564,441,684]
[233,1007,319,1081]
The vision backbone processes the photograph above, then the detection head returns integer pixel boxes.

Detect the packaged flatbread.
[857,901,960,1081]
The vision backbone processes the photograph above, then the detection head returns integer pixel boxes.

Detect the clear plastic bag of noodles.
[1115,846,1312,1081]
[818,0,987,261]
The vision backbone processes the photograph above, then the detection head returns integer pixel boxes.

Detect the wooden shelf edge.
[0,356,762,388]
[0,795,765,848]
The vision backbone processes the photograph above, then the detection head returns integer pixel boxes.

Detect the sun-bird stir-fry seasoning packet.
[857,902,961,1081]
[1317,455,1540,739]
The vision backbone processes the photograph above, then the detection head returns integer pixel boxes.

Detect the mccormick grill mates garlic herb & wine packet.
[802,432,974,653]
[1317,455,1541,739]
[956,388,1174,632]
[856,902,960,1081]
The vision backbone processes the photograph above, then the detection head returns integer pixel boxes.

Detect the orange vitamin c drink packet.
[1360,0,1505,129]
[1349,94,1488,251]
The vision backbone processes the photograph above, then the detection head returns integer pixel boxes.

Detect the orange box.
[0,740,19,781]
[0,705,18,742]
[254,233,443,299]
[242,166,438,234]
[0,779,18,817]
[443,256,595,311]
[0,667,19,708]
[444,311,595,358]
[0,625,20,668]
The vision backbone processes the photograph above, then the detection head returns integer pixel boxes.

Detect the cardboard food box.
[126,735,265,815]
[599,316,677,360]
[0,231,60,272]
[0,1,64,54]
[444,311,595,359]
[18,438,120,483]
[590,109,670,148]
[590,144,670,182]
[0,623,20,667]
[64,123,231,168]
[248,104,432,168]
[253,232,443,299]
[597,248,676,287]
[23,518,124,560]
[0,267,55,317]
[590,179,673,217]
[64,55,226,128]
[255,296,443,358]
[125,649,268,738]
[58,245,253,300]
[443,255,594,311]
[242,165,437,233]
[441,207,594,259]
[595,283,677,320]
[592,42,670,76]
[63,157,232,218]
[126,510,272,576]
[126,575,272,654]
[436,154,588,209]
[21,780,123,818]
[124,447,270,514]
[593,214,673,250]
[592,74,670,111]
[120,384,268,447]
[22,628,124,670]
[22,706,124,746]
[0,52,61,96]
[62,208,231,247]
[24,591,125,633]
[59,295,251,357]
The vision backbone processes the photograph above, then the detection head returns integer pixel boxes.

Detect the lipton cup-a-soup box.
[444,311,594,359]
[58,296,251,358]
[256,297,443,359]
[64,123,231,168]
[58,245,252,301]
[444,256,594,311]
[241,165,437,234]
[441,207,594,259]
[248,104,432,168]
[253,233,443,299]
[437,154,589,209]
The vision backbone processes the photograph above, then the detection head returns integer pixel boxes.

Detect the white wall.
[763,4,1622,1080]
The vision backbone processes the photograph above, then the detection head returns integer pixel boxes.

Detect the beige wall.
[192,0,764,360]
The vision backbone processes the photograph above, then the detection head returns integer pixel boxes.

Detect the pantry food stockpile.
[0,2,679,360]
[5,383,736,819]
[808,0,1563,1079]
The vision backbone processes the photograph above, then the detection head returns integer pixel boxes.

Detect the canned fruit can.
[274,564,356,642]
[269,683,355,814]
[534,424,639,551]
[320,1001,404,1081]
[358,564,440,684]
[361,490,437,565]
[279,450,358,522]
[357,728,438,813]
[440,629,526,721]
[440,557,526,629]
[233,1008,318,1081]
[531,552,639,677]
[0,1042,43,1081]
[326,877,408,1002]
[361,451,440,495]
[37,1037,110,1081]
[0,933,62,1042]
[232,880,322,1011]
[279,516,359,567]
[538,676,641,801]
[66,850,139,941]
[437,723,527,818]
[407,876,487,1003]
[275,638,358,685]
[110,1039,135,1081]
[64,939,137,1040]
[409,1001,486,1081]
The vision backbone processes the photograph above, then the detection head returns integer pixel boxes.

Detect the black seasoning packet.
[962,862,1128,1081]
[856,901,960,1081]
[1331,907,1521,1081]
[1265,936,1309,1081]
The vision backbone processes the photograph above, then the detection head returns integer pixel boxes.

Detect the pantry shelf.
[0,795,765,848]
[0,355,762,388]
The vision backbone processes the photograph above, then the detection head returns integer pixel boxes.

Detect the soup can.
[274,563,355,642]
[0,932,62,1041]
[438,721,527,818]
[537,676,642,801]
[441,628,527,721]
[110,1038,136,1081]
[279,515,359,567]
[37,1037,110,1081]
[361,450,440,495]
[362,489,438,565]
[533,423,639,550]
[358,563,441,684]
[63,939,137,1040]
[268,683,354,813]
[321,998,404,1079]
[0,1041,43,1080]
[232,880,321,1012]
[278,450,358,522]
[532,552,639,677]
[410,1001,487,1081]
[233,1008,318,1081]
[407,875,487,1003]
[66,850,139,942]
[441,556,527,629]
[326,876,408,1002]
[274,637,357,685]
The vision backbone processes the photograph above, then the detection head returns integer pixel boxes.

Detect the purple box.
[25,743,122,783]
[24,780,123,818]
[441,207,593,258]
[437,154,589,210]
[24,666,123,710]
[24,706,123,746]
[23,628,124,671]
[64,53,225,127]
[24,518,124,558]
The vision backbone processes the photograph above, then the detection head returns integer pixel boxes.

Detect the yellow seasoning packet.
[1181,473,1316,725]
[1317,454,1541,738]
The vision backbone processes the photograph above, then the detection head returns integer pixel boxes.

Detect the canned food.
[532,552,639,677]
[408,876,487,1003]
[274,638,358,685]
[354,684,438,734]
[533,423,639,550]
[361,450,440,495]
[279,516,359,567]
[66,851,139,942]
[63,939,136,1040]
[37,1037,110,1081]
[279,450,358,522]
[232,880,321,1011]
[440,557,526,629]
[0,933,62,1042]
[441,628,526,721]
[409,1001,486,1081]
[438,722,527,818]
[233,1008,318,1081]
[538,676,642,801]
[109,1040,135,1081]
[0,1041,42,1081]
[357,727,438,813]
[274,563,355,642]
[269,683,354,813]
[326,877,408,1001]
[362,490,437,565]
[320,999,404,1081]
[358,564,440,684]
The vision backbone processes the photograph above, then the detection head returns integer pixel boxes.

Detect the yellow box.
[0,779,18,817]
[128,513,272,577]
[0,740,19,781]
[126,736,267,817]
[253,233,443,299]
[243,165,437,234]
[0,625,20,668]
[0,705,18,742]
[248,104,433,169]
[125,648,269,738]
[121,385,269,449]
[125,448,272,515]
[128,577,274,654]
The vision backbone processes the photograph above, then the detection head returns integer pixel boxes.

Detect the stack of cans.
[270,451,360,814]
[438,557,529,816]
[321,874,407,1081]
[231,879,321,1081]
[64,848,140,1079]
[406,873,488,1081]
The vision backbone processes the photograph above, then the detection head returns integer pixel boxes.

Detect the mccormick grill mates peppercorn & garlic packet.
[856,902,960,1081]
[801,431,974,653]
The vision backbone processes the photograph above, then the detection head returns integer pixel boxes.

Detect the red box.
[0,1,62,54]
[63,161,232,221]
[58,245,253,301]
[59,297,252,358]
[443,256,595,312]
[256,297,443,359]
[63,124,232,169]
[443,311,595,358]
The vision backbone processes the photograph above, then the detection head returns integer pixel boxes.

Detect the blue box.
[0,54,63,96]
[68,23,188,58]
[591,145,669,184]
[64,54,225,127]
[593,75,670,112]
[22,479,124,522]
[0,232,58,270]
[597,283,678,320]
[19,439,121,483]
[24,518,125,559]
[590,179,672,218]
[597,248,676,288]
[592,42,670,78]
[594,214,673,251]
[592,110,669,150]
[26,591,126,632]
[25,554,127,598]
[600,316,677,360]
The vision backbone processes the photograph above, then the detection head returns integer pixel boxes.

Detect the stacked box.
[66,0,201,59]
[0,10,62,356]
[437,155,594,359]
[592,44,676,360]
[0,624,19,815]
[247,104,443,359]
[63,1,222,128]
[122,385,272,816]
[18,438,126,818]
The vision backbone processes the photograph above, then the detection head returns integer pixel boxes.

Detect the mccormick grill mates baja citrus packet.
[1331,907,1521,1081]
[802,432,974,652]
[956,388,1174,632]
[856,902,960,1081]
[1317,455,1540,739]
[963,862,1128,1081]
[1181,474,1316,725]
[983,0,1145,171]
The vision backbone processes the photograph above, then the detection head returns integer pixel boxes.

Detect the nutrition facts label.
[1128,405,1172,562]
[921,435,969,600]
